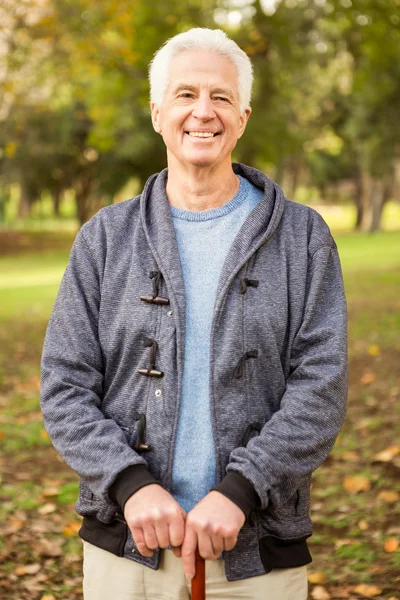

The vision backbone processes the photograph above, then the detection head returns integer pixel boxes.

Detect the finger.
[172,546,182,558]
[142,523,159,552]
[131,526,154,557]
[210,533,224,558]
[197,529,217,560]
[154,521,170,549]
[181,527,198,580]
[222,534,238,552]
[168,512,185,549]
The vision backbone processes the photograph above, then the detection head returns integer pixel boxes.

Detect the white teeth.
[188,132,215,137]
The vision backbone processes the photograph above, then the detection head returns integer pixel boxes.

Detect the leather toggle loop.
[241,422,262,446]
[138,338,164,378]
[240,278,259,294]
[235,349,258,379]
[132,413,151,452]
[140,271,170,305]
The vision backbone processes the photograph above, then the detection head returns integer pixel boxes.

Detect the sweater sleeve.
[40,228,157,502]
[220,243,348,511]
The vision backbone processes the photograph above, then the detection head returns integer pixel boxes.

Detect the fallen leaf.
[358,519,369,531]
[308,572,327,584]
[37,538,63,557]
[41,595,55,600]
[2,517,24,535]
[373,445,400,462]
[360,372,376,385]
[42,487,60,498]
[40,428,50,440]
[353,584,382,597]
[384,538,399,553]
[377,490,400,503]
[340,451,360,462]
[62,520,81,536]
[367,344,380,356]
[330,588,351,598]
[343,475,371,493]
[15,564,41,576]
[311,586,331,600]
[65,552,81,564]
[38,503,57,515]
[335,539,353,548]
[388,597,399,600]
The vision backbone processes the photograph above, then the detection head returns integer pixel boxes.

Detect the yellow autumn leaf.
[373,445,400,462]
[377,490,400,503]
[343,474,371,493]
[353,584,382,597]
[62,520,81,536]
[308,571,327,584]
[384,538,399,553]
[5,141,18,158]
[358,519,369,531]
[367,344,380,356]
[40,429,50,440]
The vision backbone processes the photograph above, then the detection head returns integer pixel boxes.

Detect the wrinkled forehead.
[166,49,239,97]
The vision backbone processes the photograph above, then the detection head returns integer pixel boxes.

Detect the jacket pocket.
[265,474,312,522]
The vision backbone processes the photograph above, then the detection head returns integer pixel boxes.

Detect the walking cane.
[191,549,206,600]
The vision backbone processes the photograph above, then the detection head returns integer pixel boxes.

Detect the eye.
[178,92,194,99]
[214,96,229,102]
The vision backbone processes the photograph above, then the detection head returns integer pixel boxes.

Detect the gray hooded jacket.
[40,163,347,581]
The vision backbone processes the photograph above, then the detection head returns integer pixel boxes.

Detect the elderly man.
[41,28,347,600]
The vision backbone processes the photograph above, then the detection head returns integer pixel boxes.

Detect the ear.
[151,102,162,133]
[238,107,251,139]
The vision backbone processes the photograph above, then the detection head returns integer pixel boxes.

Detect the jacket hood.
[139,162,286,320]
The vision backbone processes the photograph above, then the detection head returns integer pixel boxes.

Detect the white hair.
[149,28,253,114]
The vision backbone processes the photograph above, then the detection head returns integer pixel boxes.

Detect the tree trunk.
[354,175,363,230]
[52,187,62,217]
[74,173,93,226]
[360,170,373,232]
[368,179,386,232]
[393,157,400,203]
[360,174,389,233]
[18,178,32,218]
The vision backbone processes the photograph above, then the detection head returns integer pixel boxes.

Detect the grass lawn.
[0,227,399,599]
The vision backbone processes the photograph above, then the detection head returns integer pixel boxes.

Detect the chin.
[184,152,220,168]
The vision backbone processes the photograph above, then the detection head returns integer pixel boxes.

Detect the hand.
[181,491,245,579]
[124,484,186,558]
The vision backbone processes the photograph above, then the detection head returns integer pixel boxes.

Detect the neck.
[165,157,240,211]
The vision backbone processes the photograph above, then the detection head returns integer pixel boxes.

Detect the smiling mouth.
[186,131,220,138]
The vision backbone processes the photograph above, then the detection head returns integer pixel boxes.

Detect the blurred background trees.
[1,0,399,229]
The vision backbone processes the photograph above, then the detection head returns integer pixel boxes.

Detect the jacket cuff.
[211,471,260,520]
[109,465,161,510]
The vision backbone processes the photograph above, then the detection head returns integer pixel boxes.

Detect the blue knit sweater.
[170,175,264,513]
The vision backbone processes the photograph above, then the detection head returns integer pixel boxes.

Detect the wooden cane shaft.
[191,550,206,600]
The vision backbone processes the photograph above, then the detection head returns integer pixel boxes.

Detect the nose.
[192,93,215,121]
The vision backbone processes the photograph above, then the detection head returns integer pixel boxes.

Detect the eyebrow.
[172,83,235,100]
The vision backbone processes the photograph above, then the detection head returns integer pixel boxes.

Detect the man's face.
[151,50,251,170]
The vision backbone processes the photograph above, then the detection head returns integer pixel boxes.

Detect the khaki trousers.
[83,541,308,600]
